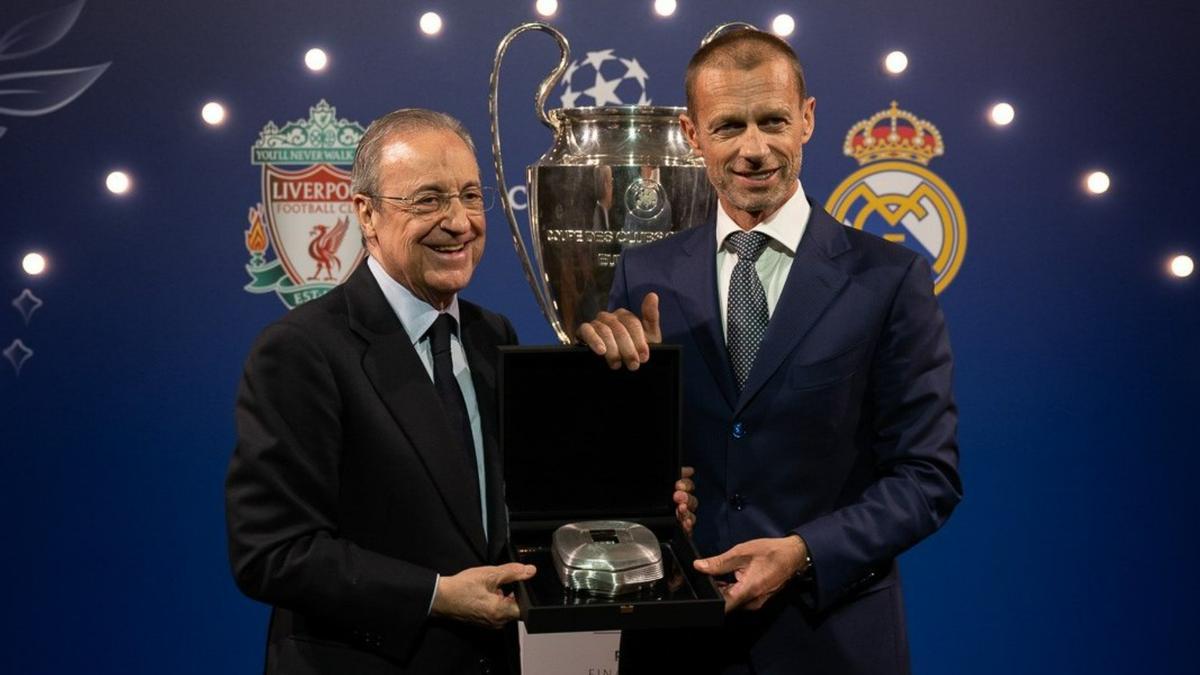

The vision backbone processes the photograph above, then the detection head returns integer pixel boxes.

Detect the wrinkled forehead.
[377,129,476,168]
[692,62,803,116]
[378,130,480,189]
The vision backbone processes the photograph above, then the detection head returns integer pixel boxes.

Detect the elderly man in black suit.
[226,108,533,675]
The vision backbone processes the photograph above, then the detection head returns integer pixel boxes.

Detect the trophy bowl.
[491,23,718,343]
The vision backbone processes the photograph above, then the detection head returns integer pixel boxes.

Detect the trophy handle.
[700,21,760,46]
[490,22,572,343]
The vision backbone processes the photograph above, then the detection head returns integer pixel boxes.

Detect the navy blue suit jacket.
[610,200,961,674]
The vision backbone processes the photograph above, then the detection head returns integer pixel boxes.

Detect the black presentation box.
[498,345,724,634]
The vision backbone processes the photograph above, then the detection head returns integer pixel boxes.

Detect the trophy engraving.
[490,22,718,343]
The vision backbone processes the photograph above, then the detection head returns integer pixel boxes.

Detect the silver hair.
[350,108,476,197]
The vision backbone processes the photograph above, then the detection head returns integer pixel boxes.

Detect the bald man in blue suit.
[581,29,961,674]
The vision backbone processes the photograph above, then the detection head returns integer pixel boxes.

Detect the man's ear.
[679,112,701,152]
[353,194,376,240]
[800,96,816,144]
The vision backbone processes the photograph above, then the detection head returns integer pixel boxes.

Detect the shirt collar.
[366,256,460,345]
[715,179,811,255]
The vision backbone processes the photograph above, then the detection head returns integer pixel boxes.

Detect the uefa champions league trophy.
[489,22,727,343]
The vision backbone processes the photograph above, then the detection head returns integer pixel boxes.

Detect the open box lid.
[498,345,681,527]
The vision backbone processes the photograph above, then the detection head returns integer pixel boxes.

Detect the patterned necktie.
[726,231,771,391]
[426,314,482,514]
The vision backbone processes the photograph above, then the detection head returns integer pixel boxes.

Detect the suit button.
[729,493,746,510]
[479,656,493,674]
[731,422,745,439]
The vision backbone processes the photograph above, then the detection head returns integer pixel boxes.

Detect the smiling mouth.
[733,167,779,181]
[430,243,466,253]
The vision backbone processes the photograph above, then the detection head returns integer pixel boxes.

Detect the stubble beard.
[717,145,803,217]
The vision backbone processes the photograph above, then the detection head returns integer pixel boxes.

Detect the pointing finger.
[695,552,741,576]
[641,292,662,343]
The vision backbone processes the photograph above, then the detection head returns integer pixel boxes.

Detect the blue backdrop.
[2,0,1197,673]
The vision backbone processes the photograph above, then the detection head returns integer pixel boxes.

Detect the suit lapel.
[672,224,738,410]
[461,312,508,562]
[735,205,851,414]
[344,265,488,559]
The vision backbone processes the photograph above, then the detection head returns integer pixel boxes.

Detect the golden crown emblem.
[843,101,945,166]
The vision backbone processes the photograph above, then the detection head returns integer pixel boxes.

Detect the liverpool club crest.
[243,100,366,308]
[825,102,967,294]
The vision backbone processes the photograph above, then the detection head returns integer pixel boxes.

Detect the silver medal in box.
[552,520,664,596]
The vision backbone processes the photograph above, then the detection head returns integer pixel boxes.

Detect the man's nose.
[739,126,769,160]
[440,196,472,233]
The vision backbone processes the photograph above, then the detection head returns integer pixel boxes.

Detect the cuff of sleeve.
[794,535,814,581]
[426,573,439,616]
[791,520,848,612]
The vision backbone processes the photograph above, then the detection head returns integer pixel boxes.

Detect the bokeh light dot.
[1170,255,1194,278]
[304,48,328,71]
[885,51,908,74]
[990,102,1015,126]
[22,252,46,276]
[654,0,677,17]
[535,0,558,17]
[201,101,226,126]
[420,12,443,35]
[106,170,131,195]
[772,14,796,37]
[1086,171,1111,195]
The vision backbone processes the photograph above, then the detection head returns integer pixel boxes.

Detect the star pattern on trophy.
[582,49,615,70]
[559,49,651,108]
[3,338,33,376]
[584,70,623,107]
[12,288,43,325]
[619,57,649,87]
[561,87,582,108]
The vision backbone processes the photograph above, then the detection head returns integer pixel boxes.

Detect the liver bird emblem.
[307,216,350,281]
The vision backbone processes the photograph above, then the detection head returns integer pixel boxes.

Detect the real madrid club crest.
[825,102,967,294]
[243,100,366,308]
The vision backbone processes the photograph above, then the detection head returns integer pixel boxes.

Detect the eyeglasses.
[365,186,496,215]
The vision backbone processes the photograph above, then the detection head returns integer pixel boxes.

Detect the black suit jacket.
[225,263,517,674]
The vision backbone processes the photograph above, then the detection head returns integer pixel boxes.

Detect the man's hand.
[578,293,661,370]
[694,535,808,612]
[674,466,698,536]
[430,563,536,629]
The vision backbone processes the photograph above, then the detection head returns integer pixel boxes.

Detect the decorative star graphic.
[620,57,649,87]
[3,339,33,376]
[581,49,616,71]
[11,288,43,325]
[585,71,623,107]
[637,91,653,106]
[560,87,583,108]
[563,60,579,84]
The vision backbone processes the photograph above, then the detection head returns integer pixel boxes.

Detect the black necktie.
[426,314,482,514]
[726,231,771,391]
